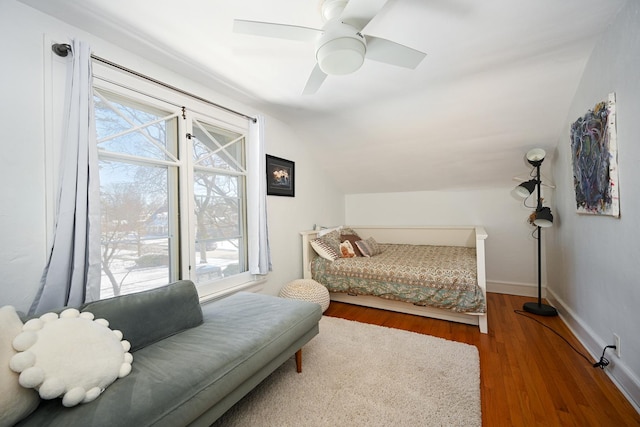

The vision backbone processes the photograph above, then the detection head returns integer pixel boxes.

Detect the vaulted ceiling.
[20,0,627,193]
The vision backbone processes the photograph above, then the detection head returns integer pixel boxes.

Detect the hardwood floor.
[323,293,640,426]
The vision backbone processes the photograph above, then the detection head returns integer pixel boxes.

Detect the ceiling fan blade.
[364,35,426,69]
[233,19,321,43]
[339,0,388,31]
[302,64,328,95]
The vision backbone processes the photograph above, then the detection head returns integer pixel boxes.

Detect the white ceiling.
[20,0,627,193]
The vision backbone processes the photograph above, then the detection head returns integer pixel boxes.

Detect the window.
[93,76,253,300]
[191,118,247,284]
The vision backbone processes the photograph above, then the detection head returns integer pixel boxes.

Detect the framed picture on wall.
[266,155,295,197]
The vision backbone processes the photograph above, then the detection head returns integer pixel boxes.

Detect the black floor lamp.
[514,148,558,317]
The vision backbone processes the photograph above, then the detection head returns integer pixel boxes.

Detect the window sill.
[198,276,267,305]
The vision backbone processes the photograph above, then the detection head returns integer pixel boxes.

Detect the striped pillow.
[310,233,341,261]
[355,237,383,257]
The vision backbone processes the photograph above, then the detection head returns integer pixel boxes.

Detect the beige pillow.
[316,225,342,237]
[339,227,359,236]
[310,230,342,261]
[311,237,340,261]
[355,237,383,257]
[0,306,40,426]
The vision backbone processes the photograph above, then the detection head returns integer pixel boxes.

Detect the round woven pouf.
[279,279,330,312]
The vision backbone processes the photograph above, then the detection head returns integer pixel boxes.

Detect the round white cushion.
[10,308,133,407]
[279,279,330,312]
[0,306,40,426]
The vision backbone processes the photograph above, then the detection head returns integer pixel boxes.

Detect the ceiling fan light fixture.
[317,37,366,75]
[321,0,347,22]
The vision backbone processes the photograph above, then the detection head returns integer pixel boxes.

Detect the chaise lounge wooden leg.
[295,349,302,373]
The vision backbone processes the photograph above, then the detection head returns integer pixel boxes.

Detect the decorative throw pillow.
[316,225,342,237]
[323,229,342,248]
[0,306,40,426]
[339,227,359,236]
[355,237,383,257]
[310,229,342,261]
[310,237,340,261]
[10,308,133,407]
[340,240,356,258]
[340,234,363,257]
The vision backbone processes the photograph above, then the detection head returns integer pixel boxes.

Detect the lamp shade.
[526,148,546,166]
[514,179,537,198]
[533,207,553,227]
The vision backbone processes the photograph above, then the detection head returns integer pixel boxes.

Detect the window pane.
[95,90,178,161]
[99,160,173,298]
[193,170,247,283]
[93,81,252,298]
[192,120,245,172]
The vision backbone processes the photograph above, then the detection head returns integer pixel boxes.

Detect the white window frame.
[90,61,264,301]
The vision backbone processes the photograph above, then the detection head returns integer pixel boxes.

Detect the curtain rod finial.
[52,43,71,57]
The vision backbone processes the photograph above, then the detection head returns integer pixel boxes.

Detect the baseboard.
[487,280,543,297]
[546,289,640,413]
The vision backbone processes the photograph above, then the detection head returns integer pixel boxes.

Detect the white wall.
[0,0,344,312]
[346,187,550,295]
[259,120,345,294]
[546,0,640,408]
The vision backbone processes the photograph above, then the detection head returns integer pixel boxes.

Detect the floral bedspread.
[311,244,486,313]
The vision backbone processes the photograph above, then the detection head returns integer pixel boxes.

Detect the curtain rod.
[52,43,257,123]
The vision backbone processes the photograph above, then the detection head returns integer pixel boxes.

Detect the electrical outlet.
[614,334,621,358]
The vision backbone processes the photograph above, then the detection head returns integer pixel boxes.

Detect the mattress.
[311,243,486,313]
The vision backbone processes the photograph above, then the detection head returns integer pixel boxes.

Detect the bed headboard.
[300,225,488,282]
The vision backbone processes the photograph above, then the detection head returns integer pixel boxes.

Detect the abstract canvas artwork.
[570,92,620,217]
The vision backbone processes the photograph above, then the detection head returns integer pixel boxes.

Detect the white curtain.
[30,39,101,315]
[247,115,272,275]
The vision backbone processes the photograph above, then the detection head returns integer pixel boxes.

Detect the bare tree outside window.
[99,164,169,297]
[95,91,177,298]
[93,88,249,299]
[191,120,247,283]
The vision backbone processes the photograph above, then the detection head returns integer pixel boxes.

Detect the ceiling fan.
[233,0,427,94]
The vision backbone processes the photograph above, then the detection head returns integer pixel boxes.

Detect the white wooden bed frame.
[300,226,488,334]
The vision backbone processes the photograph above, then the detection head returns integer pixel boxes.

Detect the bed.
[300,226,488,334]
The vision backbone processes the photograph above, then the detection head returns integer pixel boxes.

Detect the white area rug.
[213,316,481,426]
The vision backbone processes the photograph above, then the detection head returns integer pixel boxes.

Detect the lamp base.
[523,301,558,316]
